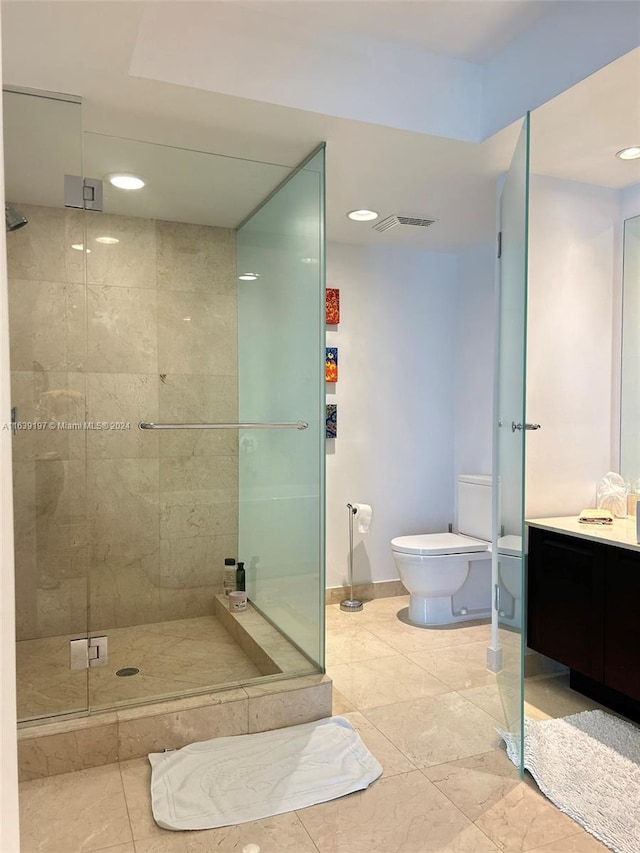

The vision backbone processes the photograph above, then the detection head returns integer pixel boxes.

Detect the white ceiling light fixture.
[238,273,260,281]
[95,236,120,245]
[106,172,146,190]
[71,243,91,253]
[347,209,379,222]
[616,146,640,161]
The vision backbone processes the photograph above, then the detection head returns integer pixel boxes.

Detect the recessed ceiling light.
[616,147,640,161]
[301,257,319,264]
[71,243,91,253]
[347,209,379,222]
[238,273,260,281]
[95,236,120,245]
[106,173,146,190]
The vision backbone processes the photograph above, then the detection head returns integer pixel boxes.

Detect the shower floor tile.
[17,615,263,720]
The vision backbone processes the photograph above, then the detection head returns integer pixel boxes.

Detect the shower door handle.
[138,421,309,430]
[511,422,541,432]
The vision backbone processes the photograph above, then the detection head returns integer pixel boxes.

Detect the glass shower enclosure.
[4,87,326,722]
[493,113,530,774]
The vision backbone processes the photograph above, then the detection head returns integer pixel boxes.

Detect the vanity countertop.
[526,516,640,553]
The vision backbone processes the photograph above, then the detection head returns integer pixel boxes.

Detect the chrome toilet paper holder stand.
[341,503,363,612]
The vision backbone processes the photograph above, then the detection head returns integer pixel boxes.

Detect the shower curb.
[17,672,332,781]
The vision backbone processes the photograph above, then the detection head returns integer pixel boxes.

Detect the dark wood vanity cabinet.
[527,525,640,711]
[527,527,605,681]
[603,547,640,702]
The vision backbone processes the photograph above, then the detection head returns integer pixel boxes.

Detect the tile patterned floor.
[17,603,321,722]
[18,596,615,852]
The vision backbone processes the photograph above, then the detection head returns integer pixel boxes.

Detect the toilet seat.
[391,532,489,556]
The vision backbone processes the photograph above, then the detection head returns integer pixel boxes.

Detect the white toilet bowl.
[392,532,490,626]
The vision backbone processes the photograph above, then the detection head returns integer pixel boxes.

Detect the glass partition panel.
[237,146,326,667]
[3,90,89,721]
[494,115,530,774]
[620,214,640,483]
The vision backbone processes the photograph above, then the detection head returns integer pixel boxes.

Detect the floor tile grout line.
[92,841,137,853]
[415,759,590,852]
[343,706,419,767]
[415,766,505,850]
[117,757,137,847]
[293,809,323,853]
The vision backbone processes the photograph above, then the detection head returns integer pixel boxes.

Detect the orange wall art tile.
[326,347,338,382]
[326,288,340,325]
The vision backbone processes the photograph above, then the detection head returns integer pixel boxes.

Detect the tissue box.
[628,493,640,516]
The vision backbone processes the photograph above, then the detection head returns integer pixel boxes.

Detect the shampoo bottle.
[223,557,236,597]
[236,561,246,592]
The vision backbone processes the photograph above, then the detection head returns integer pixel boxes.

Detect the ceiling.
[235,1,557,63]
[1,1,638,252]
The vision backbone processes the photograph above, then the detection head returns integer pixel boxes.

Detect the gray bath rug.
[500,710,640,853]
[149,715,382,831]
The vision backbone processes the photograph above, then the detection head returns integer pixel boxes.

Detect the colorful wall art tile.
[326,404,337,438]
[325,347,338,382]
[326,288,340,325]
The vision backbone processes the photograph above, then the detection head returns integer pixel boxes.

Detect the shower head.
[5,203,28,232]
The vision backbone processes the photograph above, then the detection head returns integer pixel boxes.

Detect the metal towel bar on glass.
[138,421,308,430]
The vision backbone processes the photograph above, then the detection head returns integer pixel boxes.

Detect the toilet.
[391,475,493,626]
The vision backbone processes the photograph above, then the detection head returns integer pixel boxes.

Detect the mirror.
[620,214,640,486]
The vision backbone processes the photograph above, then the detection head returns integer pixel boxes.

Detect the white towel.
[149,716,382,831]
[352,503,372,533]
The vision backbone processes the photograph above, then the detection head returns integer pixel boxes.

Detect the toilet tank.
[457,475,492,541]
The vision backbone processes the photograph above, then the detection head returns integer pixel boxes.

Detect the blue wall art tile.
[326,403,337,439]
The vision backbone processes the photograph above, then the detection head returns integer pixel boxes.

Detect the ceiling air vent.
[373,214,437,233]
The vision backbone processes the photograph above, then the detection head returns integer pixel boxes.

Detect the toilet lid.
[391,532,490,556]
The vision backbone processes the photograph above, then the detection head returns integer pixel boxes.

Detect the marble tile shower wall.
[8,204,239,641]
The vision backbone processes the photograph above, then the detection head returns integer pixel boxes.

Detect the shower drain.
[116,667,140,677]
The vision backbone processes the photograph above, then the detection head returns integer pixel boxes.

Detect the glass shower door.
[494,114,530,773]
[237,146,326,667]
[3,89,90,721]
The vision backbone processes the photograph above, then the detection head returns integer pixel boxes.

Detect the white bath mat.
[500,710,640,853]
[149,715,382,831]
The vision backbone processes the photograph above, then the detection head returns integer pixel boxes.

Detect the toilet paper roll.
[352,503,373,533]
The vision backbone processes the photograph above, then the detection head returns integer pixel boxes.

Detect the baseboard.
[326,579,407,606]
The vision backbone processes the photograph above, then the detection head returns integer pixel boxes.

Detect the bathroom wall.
[453,244,495,490]
[325,241,458,589]
[8,204,238,640]
[526,176,620,518]
[622,183,640,219]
